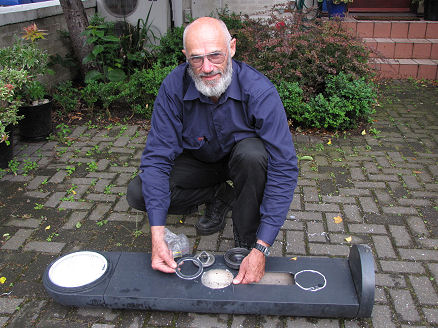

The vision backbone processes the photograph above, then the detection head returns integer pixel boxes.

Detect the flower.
[275,21,286,30]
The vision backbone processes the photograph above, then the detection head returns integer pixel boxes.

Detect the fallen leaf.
[72,190,77,195]
[413,171,422,174]
[299,155,314,161]
[0,277,6,284]
[333,216,343,224]
[22,214,32,219]
[290,257,297,261]
[345,236,352,243]
[45,225,51,231]
[179,219,183,224]
[361,130,367,135]
[327,139,332,145]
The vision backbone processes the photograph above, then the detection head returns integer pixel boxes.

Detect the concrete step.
[341,19,438,79]
[363,38,438,60]
[371,58,438,79]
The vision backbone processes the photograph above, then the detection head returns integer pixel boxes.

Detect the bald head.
[183,17,232,52]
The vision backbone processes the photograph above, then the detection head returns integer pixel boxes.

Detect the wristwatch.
[254,242,270,256]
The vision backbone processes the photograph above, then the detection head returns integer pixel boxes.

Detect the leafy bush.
[154,26,185,67]
[276,73,376,130]
[120,63,176,118]
[230,14,374,99]
[53,81,80,113]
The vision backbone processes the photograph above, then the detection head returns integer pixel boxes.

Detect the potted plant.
[324,0,353,18]
[0,23,54,141]
[0,69,27,168]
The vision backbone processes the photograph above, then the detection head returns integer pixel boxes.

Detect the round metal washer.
[194,251,215,268]
[175,256,204,280]
[224,247,250,270]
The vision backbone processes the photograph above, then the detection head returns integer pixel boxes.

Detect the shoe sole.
[195,209,230,236]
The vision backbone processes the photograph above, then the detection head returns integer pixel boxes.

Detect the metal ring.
[294,269,327,292]
[175,257,203,280]
[194,251,215,268]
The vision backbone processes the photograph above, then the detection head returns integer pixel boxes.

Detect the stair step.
[342,19,438,39]
[370,58,438,79]
[363,38,438,60]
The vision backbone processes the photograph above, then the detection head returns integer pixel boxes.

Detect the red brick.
[379,61,400,78]
[426,22,438,39]
[431,41,438,60]
[341,21,357,37]
[391,22,409,39]
[394,41,413,59]
[376,39,395,58]
[398,59,418,79]
[408,22,427,39]
[364,38,378,57]
[412,41,432,59]
[356,21,374,38]
[373,22,391,38]
[415,60,437,79]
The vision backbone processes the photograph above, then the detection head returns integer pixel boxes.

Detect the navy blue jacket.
[139,60,298,245]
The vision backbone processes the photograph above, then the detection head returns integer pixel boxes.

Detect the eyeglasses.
[187,52,226,68]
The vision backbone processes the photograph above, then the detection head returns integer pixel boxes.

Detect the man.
[127,17,298,284]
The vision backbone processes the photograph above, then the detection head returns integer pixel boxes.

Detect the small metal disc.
[194,251,215,268]
[175,256,203,280]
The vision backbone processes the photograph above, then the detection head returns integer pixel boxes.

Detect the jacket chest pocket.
[182,134,209,150]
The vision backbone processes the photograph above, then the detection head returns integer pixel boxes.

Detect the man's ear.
[229,38,237,58]
[182,49,186,57]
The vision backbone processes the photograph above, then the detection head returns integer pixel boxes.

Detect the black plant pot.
[0,125,14,169]
[425,0,438,20]
[18,99,53,141]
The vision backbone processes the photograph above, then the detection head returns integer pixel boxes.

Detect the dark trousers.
[127,138,268,246]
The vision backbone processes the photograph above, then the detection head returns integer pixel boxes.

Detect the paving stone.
[0,317,8,326]
[0,297,24,314]
[88,203,112,221]
[107,212,142,223]
[292,211,323,221]
[286,318,339,327]
[399,248,438,261]
[372,235,397,259]
[343,205,363,223]
[44,192,66,208]
[304,203,340,212]
[388,225,413,246]
[348,223,387,234]
[23,241,65,254]
[285,231,306,255]
[409,275,438,305]
[6,218,41,228]
[77,307,118,321]
[176,313,228,328]
[306,221,326,242]
[371,304,397,328]
[7,299,46,327]
[359,196,379,213]
[49,170,68,184]
[58,201,93,210]
[423,308,438,325]
[380,260,425,274]
[1,229,33,250]
[62,211,87,230]
[389,288,420,322]
[406,216,430,236]
[25,191,51,198]
[86,194,117,202]
[308,243,350,256]
[91,324,115,328]
[382,206,418,215]
[27,176,50,190]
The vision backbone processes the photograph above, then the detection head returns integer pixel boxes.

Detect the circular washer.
[194,251,215,268]
[224,247,250,270]
[175,257,203,280]
[47,251,109,289]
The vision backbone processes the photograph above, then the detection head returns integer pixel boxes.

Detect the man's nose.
[201,56,215,72]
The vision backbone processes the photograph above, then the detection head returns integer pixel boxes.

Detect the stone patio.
[0,80,437,327]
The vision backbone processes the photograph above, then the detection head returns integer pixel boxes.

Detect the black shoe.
[196,183,234,235]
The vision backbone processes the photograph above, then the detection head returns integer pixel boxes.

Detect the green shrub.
[53,81,80,113]
[120,63,176,118]
[154,26,185,67]
[276,73,376,130]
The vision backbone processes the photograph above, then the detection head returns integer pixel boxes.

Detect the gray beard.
[188,57,233,99]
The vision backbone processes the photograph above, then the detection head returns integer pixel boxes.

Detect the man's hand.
[151,226,177,273]
[232,240,268,284]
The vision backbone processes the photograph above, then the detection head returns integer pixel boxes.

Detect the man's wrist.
[253,240,270,256]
